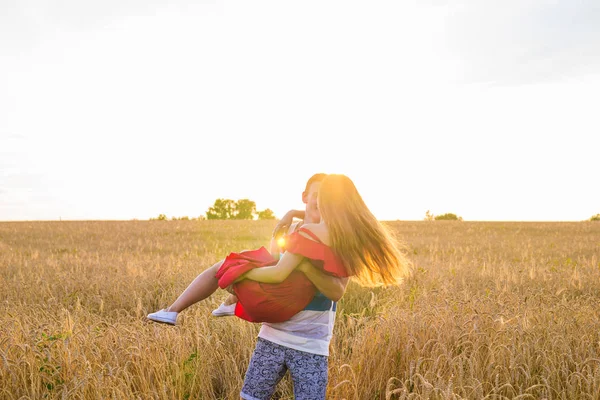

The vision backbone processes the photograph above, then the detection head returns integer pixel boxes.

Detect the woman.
[149,174,410,324]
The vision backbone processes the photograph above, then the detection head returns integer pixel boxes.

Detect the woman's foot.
[147,309,178,325]
[211,302,236,317]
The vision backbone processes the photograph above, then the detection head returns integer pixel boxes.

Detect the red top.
[214,227,348,323]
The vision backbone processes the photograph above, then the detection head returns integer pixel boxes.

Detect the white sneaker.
[211,302,236,317]
[147,309,178,325]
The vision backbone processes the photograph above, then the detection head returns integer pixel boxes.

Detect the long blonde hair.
[318,174,411,287]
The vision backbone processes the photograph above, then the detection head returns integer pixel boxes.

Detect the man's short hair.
[304,173,327,193]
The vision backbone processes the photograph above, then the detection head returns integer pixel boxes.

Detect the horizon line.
[0,218,596,223]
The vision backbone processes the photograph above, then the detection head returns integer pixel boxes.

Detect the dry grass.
[0,220,599,399]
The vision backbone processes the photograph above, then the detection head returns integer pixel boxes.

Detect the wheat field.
[0,220,599,399]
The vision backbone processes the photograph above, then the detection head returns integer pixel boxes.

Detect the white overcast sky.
[1,0,599,221]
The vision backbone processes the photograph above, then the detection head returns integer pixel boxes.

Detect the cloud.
[442,0,600,84]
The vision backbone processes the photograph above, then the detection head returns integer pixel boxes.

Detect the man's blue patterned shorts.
[240,337,328,400]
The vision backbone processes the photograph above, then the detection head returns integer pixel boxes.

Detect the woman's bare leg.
[223,294,238,306]
[166,260,225,313]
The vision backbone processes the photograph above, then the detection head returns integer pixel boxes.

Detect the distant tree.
[434,213,463,221]
[591,214,600,222]
[180,216,189,221]
[206,199,236,220]
[233,199,257,220]
[205,198,276,220]
[157,214,167,221]
[424,210,434,221]
[257,208,276,220]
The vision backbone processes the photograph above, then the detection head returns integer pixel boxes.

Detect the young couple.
[147,173,411,400]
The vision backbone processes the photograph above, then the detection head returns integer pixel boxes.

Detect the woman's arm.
[268,236,280,259]
[239,252,305,284]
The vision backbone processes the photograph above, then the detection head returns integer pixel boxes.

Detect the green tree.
[157,214,167,221]
[206,199,236,220]
[233,199,257,220]
[257,208,276,220]
[434,213,462,221]
[591,214,600,222]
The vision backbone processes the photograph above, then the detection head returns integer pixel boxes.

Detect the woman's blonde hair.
[318,174,412,287]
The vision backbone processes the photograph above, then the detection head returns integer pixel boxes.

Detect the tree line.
[205,198,275,220]
[424,210,463,221]
[151,204,600,222]
[151,198,276,221]
[424,211,600,222]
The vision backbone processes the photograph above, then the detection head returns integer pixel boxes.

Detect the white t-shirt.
[258,292,338,356]
[258,222,338,356]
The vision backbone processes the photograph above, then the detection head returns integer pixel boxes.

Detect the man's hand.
[297,261,348,302]
[272,210,304,238]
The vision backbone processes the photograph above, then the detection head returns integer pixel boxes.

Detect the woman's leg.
[223,293,238,306]
[211,288,239,317]
[166,260,225,313]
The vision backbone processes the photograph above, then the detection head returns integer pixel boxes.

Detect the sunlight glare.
[277,237,286,248]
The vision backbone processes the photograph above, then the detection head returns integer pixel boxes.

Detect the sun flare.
[277,237,286,248]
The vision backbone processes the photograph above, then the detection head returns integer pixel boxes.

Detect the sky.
[1,0,599,222]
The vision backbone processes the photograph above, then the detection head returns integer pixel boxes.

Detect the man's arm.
[272,209,306,238]
[298,261,349,302]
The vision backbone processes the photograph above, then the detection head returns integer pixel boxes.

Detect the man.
[239,173,349,400]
